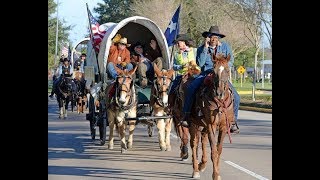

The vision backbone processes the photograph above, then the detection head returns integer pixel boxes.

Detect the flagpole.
[54,0,59,66]
[86,3,101,82]
[169,4,180,69]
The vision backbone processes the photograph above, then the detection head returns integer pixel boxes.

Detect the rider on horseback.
[74,53,86,72]
[51,58,77,97]
[168,34,199,110]
[181,26,240,134]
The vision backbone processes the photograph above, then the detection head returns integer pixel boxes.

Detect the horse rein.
[114,75,136,110]
[153,75,173,107]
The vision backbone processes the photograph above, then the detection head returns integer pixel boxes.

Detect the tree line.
[48,0,272,71]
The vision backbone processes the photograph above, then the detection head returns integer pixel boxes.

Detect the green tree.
[234,47,264,69]
[48,0,71,69]
[94,0,134,23]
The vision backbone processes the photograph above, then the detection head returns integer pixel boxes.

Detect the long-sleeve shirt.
[173,47,197,71]
[107,44,131,64]
[58,64,73,76]
[196,41,234,74]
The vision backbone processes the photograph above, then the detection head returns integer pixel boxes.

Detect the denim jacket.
[196,41,234,74]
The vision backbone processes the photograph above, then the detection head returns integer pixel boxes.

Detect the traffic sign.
[237,66,246,74]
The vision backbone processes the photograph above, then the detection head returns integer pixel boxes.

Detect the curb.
[239,106,272,113]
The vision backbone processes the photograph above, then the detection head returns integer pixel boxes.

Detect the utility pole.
[262,40,265,88]
[54,0,59,66]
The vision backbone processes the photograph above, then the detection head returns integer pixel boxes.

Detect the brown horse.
[73,71,87,113]
[189,53,235,179]
[150,64,175,151]
[169,60,202,161]
[106,66,138,153]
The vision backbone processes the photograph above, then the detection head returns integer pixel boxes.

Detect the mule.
[106,65,138,153]
[149,64,174,151]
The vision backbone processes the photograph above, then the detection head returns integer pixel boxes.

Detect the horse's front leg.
[107,109,115,150]
[127,120,136,149]
[181,125,189,161]
[156,118,166,151]
[165,118,172,151]
[127,108,137,149]
[117,119,127,153]
[190,123,200,179]
[216,126,227,174]
[208,122,220,180]
[199,130,208,172]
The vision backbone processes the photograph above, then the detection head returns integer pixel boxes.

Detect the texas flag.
[164,5,181,47]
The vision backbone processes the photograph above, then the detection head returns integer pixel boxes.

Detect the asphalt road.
[48,97,271,180]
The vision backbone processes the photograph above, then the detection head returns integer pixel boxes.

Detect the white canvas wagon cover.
[97,16,171,81]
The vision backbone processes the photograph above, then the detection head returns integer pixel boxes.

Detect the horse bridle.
[114,75,136,110]
[153,74,173,107]
[58,76,73,97]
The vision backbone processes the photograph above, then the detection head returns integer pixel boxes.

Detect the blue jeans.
[107,62,133,79]
[183,77,240,122]
[169,75,182,95]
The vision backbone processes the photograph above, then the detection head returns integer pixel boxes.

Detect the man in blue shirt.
[182,26,240,134]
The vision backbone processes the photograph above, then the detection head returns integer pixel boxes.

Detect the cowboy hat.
[202,25,226,38]
[118,37,131,47]
[131,41,145,51]
[172,34,191,44]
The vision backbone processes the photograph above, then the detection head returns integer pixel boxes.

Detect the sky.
[54,0,103,47]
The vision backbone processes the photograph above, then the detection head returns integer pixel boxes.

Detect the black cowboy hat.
[172,34,191,44]
[132,41,145,50]
[202,25,226,38]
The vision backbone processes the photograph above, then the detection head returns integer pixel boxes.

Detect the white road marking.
[224,161,269,180]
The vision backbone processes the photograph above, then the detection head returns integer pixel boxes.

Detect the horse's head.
[212,53,231,99]
[115,65,137,105]
[60,76,73,93]
[153,63,174,107]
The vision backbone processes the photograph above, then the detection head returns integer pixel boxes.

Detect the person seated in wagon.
[106,34,133,79]
[131,39,163,88]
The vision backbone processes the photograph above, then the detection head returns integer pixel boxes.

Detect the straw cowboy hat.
[118,37,131,47]
[202,25,226,38]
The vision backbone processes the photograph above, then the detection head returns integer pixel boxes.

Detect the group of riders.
[49,53,87,100]
[49,25,240,134]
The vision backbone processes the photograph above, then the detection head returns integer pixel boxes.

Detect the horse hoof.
[127,143,132,149]
[213,175,221,180]
[160,146,166,151]
[198,162,206,172]
[181,156,188,161]
[166,145,171,151]
[121,148,127,153]
[192,172,200,179]
[108,144,114,150]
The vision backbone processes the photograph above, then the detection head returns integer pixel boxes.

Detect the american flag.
[61,46,68,57]
[87,8,106,54]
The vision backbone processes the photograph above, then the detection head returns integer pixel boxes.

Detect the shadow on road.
[48,165,193,179]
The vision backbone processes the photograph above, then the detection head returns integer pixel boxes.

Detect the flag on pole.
[87,6,106,54]
[164,5,181,47]
[61,45,68,57]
